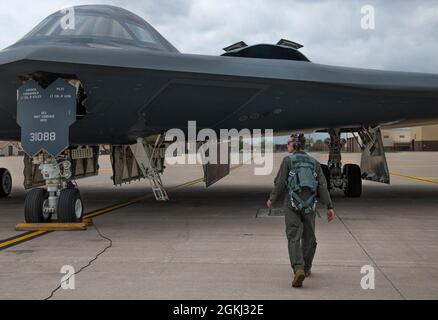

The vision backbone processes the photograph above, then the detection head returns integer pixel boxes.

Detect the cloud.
[1,0,438,73]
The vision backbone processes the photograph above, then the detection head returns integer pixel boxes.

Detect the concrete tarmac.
[1,152,438,300]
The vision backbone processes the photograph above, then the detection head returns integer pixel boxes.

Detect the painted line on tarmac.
[391,172,438,185]
[0,162,247,251]
[0,231,50,251]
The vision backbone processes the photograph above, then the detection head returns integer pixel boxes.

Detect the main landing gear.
[321,129,362,198]
[321,127,391,198]
[0,168,12,197]
[24,154,84,223]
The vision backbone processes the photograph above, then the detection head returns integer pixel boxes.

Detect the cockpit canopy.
[15,5,179,52]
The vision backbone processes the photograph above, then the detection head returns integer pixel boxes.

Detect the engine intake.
[222,39,310,62]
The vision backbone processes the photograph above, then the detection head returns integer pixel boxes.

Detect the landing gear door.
[17,79,76,157]
[360,128,391,184]
[202,141,231,188]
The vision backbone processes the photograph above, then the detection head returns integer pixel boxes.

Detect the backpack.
[287,153,318,214]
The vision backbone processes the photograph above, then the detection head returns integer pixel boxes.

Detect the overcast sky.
[1,0,438,73]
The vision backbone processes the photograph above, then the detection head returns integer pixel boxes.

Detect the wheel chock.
[15,218,93,231]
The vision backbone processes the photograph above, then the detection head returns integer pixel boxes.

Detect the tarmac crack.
[44,222,113,300]
[337,215,407,300]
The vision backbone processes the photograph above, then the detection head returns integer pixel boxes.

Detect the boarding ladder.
[130,136,169,201]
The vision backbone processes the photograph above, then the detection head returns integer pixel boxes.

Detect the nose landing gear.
[24,155,84,223]
[16,78,89,225]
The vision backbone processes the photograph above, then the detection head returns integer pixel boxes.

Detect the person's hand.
[327,209,336,223]
[267,199,273,209]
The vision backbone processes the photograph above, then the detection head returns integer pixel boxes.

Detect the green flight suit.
[269,152,334,272]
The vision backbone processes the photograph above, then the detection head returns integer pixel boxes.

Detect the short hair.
[290,133,306,150]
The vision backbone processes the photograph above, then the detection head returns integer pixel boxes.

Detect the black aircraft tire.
[24,188,50,223]
[0,168,12,197]
[57,188,84,223]
[343,164,362,198]
[320,164,331,190]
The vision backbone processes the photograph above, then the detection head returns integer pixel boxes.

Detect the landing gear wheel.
[320,164,331,190]
[24,188,51,223]
[57,188,84,223]
[343,164,362,198]
[0,168,12,197]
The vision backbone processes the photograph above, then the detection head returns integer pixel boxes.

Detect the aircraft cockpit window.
[75,16,133,40]
[17,8,177,52]
[23,14,135,41]
[126,23,156,43]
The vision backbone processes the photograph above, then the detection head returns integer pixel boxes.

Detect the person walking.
[267,133,335,288]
